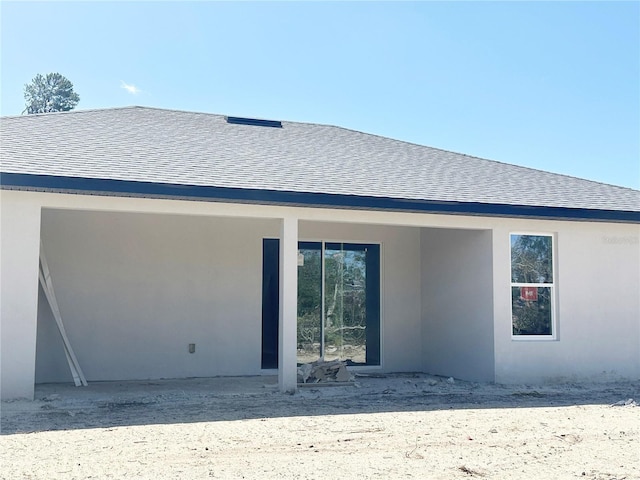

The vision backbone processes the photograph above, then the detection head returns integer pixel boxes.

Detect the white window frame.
[510,232,557,341]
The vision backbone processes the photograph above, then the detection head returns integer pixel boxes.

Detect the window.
[510,234,555,337]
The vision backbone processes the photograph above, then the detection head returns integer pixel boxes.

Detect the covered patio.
[3,189,496,400]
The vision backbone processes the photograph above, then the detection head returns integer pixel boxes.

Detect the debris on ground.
[458,465,486,477]
[512,390,544,398]
[610,398,637,407]
[354,372,387,378]
[297,360,352,384]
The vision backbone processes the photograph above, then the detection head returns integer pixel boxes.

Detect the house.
[1,106,638,400]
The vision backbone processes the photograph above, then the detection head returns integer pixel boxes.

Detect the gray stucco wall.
[36,209,280,383]
[4,188,634,400]
[36,212,425,383]
[492,222,640,383]
[298,221,423,373]
[421,228,495,382]
[34,205,637,388]
[35,284,69,383]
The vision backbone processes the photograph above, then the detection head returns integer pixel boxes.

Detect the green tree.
[297,248,322,351]
[23,73,80,114]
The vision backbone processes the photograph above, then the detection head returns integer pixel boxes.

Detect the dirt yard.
[1,374,638,479]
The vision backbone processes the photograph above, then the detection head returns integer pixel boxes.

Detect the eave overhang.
[2,172,639,224]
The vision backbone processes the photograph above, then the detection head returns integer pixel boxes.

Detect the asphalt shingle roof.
[1,106,638,219]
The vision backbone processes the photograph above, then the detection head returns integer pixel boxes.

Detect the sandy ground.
[1,374,638,480]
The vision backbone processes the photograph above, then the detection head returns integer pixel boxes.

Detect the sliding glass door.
[297,242,380,366]
[261,240,380,369]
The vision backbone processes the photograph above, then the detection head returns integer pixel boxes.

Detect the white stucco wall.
[421,228,495,382]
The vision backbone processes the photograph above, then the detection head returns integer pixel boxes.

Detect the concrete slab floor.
[34,375,279,403]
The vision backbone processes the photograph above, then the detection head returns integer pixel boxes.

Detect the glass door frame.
[297,240,381,366]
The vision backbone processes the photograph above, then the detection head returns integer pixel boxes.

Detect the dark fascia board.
[1,172,639,223]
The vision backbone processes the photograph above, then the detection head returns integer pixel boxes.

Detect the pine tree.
[23,73,80,114]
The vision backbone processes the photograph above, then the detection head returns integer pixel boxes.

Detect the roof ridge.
[0,105,147,120]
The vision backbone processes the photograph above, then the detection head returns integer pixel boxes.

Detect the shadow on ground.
[1,374,637,435]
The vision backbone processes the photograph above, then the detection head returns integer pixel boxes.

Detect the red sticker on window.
[520,287,538,301]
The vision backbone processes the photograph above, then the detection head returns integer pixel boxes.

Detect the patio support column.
[278,215,298,393]
[1,192,42,400]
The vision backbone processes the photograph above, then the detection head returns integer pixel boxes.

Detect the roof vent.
[225,116,282,128]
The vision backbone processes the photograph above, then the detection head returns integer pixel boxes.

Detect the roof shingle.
[1,106,638,217]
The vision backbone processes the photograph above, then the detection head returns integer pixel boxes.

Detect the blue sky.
[2,1,638,189]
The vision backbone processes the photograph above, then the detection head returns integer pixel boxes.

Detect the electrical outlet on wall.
[188,343,196,354]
